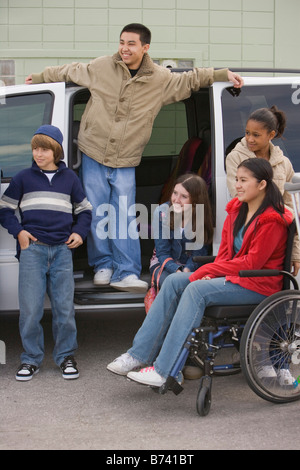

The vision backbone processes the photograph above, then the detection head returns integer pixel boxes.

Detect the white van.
[1,72,300,313]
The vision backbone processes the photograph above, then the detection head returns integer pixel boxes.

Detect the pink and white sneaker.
[127,366,165,387]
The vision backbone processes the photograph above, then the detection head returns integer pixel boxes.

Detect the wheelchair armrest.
[193,256,216,265]
[239,269,281,277]
[239,269,299,290]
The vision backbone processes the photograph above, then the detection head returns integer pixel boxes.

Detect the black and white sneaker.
[16,363,39,381]
[60,356,79,380]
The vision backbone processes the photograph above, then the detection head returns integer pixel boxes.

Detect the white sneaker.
[277,368,295,386]
[257,365,277,379]
[107,352,144,376]
[94,268,113,285]
[127,366,166,387]
[110,274,148,293]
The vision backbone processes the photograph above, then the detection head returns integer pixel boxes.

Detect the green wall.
[1,0,300,85]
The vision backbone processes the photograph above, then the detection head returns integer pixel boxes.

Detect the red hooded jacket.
[189,198,294,296]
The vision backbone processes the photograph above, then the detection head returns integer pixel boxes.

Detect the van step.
[74,286,146,305]
[74,290,146,305]
[74,277,149,305]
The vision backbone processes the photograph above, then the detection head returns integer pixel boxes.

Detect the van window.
[0,92,53,180]
[222,84,300,172]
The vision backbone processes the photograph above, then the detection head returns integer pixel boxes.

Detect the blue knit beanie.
[33,125,63,147]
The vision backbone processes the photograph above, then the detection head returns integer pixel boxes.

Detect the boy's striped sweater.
[0,161,92,247]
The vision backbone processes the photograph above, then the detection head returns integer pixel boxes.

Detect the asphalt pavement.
[0,308,300,451]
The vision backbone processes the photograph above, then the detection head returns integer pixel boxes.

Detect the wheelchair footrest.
[158,376,184,396]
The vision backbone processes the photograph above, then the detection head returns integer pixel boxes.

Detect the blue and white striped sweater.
[0,161,92,246]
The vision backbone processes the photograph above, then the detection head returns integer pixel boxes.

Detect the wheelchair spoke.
[241,291,300,403]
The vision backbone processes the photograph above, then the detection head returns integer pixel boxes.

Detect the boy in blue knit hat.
[0,125,92,381]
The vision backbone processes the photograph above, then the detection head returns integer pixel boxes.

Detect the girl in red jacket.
[107,158,294,387]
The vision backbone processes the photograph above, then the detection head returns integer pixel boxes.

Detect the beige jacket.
[32,53,228,168]
[226,137,300,262]
[226,137,294,207]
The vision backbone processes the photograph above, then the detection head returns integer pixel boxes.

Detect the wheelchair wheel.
[196,376,212,416]
[240,290,300,404]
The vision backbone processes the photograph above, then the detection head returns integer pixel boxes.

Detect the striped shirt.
[0,161,92,247]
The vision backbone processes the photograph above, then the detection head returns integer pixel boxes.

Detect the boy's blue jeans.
[128,273,266,378]
[18,243,78,367]
[81,154,141,281]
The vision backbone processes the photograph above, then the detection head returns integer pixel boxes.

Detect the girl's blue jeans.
[18,242,77,367]
[81,153,141,281]
[128,273,266,378]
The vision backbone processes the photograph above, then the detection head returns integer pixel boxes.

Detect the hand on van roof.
[227,70,244,88]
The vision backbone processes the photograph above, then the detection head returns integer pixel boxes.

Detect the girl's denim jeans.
[18,242,77,367]
[128,272,266,378]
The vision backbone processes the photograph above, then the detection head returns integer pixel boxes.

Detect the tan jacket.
[32,53,228,168]
[226,137,300,262]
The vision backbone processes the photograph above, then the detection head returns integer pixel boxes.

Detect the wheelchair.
[157,180,300,416]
